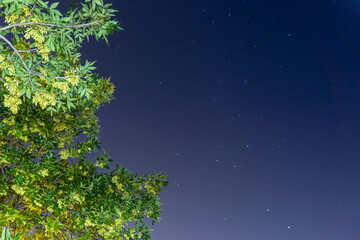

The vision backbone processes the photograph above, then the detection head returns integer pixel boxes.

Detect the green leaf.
[94,0,102,6]
[50,2,59,9]
[1,228,5,240]
[2,0,14,4]
[37,0,47,8]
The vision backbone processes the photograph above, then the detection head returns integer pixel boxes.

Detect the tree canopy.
[0,0,168,239]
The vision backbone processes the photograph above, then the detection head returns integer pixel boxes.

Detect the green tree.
[0,0,168,239]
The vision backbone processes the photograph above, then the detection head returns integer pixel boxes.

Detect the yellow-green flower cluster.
[24,28,45,42]
[3,77,22,114]
[39,169,49,177]
[111,175,125,192]
[70,191,84,204]
[39,68,49,83]
[53,81,70,93]
[5,13,18,24]
[2,116,15,126]
[97,223,117,239]
[59,149,70,160]
[65,70,80,85]
[36,43,51,61]
[5,7,31,24]
[144,181,157,195]
[124,229,137,240]
[57,199,66,210]
[0,188,7,197]
[84,217,96,227]
[0,55,5,64]
[7,65,15,75]
[0,154,9,165]
[0,55,16,76]
[32,91,56,109]
[24,23,50,61]
[11,184,25,196]
[94,161,105,168]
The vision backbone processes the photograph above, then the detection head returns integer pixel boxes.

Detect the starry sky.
[65,0,360,239]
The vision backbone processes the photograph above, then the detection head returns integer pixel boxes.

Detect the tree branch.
[0,21,102,32]
[18,48,37,53]
[0,34,68,92]
[49,212,80,240]
[28,70,41,93]
[0,33,30,72]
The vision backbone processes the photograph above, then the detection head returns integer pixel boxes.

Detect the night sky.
[69,0,360,239]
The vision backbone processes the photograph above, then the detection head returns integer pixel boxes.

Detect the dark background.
[65,0,360,239]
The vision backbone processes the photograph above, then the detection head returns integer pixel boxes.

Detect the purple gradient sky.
[63,0,360,239]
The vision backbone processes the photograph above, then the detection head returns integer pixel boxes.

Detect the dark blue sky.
[76,0,360,239]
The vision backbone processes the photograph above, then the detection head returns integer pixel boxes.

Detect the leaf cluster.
[0,1,168,239]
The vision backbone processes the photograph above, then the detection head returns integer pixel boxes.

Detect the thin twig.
[35,173,65,185]
[31,71,68,80]
[29,70,41,93]
[25,5,36,22]
[18,48,37,52]
[49,212,80,240]
[5,193,16,206]
[0,34,66,91]
[9,51,15,61]
[0,21,102,32]
[0,33,30,71]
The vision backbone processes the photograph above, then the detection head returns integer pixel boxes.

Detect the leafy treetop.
[0,0,168,239]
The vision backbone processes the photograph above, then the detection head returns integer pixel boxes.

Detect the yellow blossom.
[59,149,69,160]
[39,169,49,177]
[95,161,105,168]
[65,70,80,85]
[53,81,70,93]
[11,184,25,195]
[32,91,56,109]
[4,94,21,114]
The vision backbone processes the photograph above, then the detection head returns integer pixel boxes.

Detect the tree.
[0,0,168,239]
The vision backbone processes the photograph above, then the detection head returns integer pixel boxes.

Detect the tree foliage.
[0,0,168,239]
